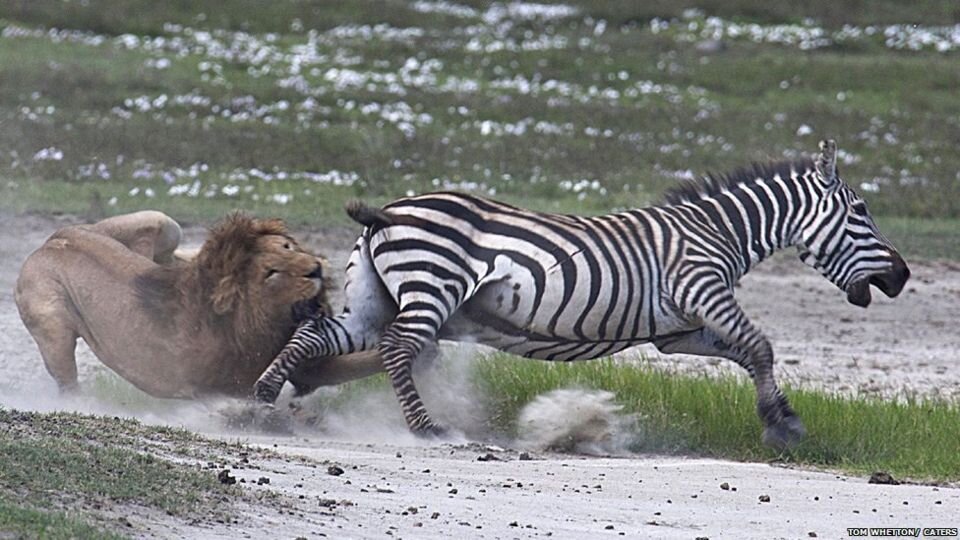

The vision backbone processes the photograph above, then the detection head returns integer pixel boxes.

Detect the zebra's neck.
[688,171,812,273]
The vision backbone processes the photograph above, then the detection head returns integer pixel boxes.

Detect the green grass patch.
[0,408,251,536]
[0,1,958,226]
[876,216,960,261]
[470,355,960,482]
[0,496,124,540]
[298,353,959,482]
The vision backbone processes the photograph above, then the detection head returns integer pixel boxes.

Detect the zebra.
[254,140,910,449]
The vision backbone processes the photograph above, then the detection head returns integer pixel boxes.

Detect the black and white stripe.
[255,140,909,448]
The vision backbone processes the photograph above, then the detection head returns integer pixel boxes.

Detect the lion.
[14,211,383,399]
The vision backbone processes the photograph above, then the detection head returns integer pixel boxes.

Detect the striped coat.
[256,140,910,448]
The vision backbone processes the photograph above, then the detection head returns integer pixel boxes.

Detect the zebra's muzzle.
[846,254,910,308]
[870,253,910,298]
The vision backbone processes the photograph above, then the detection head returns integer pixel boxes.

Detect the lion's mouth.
[291,293,327,323]
[845,254,910,308]
[304,264,324,295]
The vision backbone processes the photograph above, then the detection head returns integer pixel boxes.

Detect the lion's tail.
[345,200,394,228]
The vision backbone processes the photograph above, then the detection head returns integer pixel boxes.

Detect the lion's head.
[136,213,328,346]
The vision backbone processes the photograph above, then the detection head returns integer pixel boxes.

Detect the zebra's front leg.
[254,315,376,403]
[667,291,805,450]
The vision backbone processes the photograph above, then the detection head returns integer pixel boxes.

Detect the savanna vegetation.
[1,0,958,253]
[1,1,958,534]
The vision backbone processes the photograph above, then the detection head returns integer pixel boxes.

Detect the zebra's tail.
[346,200,394,228]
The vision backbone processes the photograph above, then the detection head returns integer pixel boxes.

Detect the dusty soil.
[1,211,958,538]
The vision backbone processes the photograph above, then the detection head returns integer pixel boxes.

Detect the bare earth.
[1,212,957,538]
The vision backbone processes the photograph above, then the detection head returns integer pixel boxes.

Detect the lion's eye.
[283,242,292,250]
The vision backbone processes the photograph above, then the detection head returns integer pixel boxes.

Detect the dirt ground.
[1,211,958,538]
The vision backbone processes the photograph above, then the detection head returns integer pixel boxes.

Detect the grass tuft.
[473,354,960,482]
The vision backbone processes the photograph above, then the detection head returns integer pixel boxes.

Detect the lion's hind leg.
[85,210,182,264]
[14,276,81,393]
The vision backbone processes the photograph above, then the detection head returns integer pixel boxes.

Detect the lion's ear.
[212,275,240,315]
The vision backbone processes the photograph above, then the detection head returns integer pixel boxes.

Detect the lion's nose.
[306,265,323,280]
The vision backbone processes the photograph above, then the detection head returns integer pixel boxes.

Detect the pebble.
[217,470,237,485]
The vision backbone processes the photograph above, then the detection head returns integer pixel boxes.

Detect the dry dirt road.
[0,211,957,539]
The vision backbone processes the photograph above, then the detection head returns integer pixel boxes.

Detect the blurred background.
[1,0,958,257]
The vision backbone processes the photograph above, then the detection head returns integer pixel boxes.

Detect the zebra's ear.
[815,139,840,190]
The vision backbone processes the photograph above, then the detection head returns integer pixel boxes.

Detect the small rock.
[318,498,337,508]
[406,506,418,515]
[605,525,614,530]
[431,512,440,519]
[720,482,730,491]
[759,495,771,503]
[448,488,458,495]
[477,453,500,462]
[809,532,818,538]
[257,477,270,485]
[327,465,345,476]
[868,472,900,485]
[217,470,236,485]
[376,485,395,494]
[518,452,533,461]
[509,521,518,527]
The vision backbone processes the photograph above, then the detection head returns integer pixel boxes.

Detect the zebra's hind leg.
[666,292,805,450]
[379,315,447,437]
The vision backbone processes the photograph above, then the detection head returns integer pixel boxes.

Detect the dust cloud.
[515,388,636,455]
[1,333,636,453]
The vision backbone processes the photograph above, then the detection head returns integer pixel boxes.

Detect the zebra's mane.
[662,158,815,205]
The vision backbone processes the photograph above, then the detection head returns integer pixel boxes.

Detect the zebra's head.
[796,140,910,308]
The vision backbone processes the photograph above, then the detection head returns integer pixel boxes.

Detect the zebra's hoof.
[253,381,281,404]
[415,423,449,440]
[762,415,807,451]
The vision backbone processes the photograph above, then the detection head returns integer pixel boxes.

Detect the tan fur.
[15,211,383,399]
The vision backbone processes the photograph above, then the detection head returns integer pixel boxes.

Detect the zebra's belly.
[439,300,692,361]
[444,271,691,347]
[438,313,640,360]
